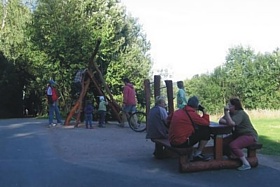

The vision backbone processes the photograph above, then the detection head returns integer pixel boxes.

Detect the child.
[84,100,94,129]
[98,96,108,128]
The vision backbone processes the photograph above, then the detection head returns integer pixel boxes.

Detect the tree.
[28,0,152,115]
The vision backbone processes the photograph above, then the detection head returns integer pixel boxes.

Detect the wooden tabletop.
[209,121,232,135]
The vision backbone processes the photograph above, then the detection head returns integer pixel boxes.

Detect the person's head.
[177,81,184,89]
[187,96,199,109]
[228,97,243,111]
[123,78,130,84]
[99,96,105,101]
[155,96,167,108]
[49,80,56,87]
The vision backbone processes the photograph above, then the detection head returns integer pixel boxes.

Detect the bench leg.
[247,149,257,158]
[153,143,173,159]
[153,143,164,158]
[178,150,193,172]
[179,155,190,172]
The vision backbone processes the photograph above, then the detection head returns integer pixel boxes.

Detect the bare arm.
[220,105,236,126]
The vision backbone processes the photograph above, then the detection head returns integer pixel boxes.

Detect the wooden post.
[165,80,174,113]
[144,79,151,128]
[154,75,161,100]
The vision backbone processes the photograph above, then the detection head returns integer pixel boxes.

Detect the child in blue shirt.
[84,100,94,129]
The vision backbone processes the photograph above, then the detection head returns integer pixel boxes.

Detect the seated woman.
[219,97,258,171]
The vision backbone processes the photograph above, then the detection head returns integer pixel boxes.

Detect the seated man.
[146,96,169,158]
[168,96,211,161]
[146,96,168,139]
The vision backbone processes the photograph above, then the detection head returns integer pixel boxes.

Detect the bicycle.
[120,110,147,132]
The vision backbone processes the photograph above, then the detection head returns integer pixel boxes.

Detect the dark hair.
[229,97,243,110]
[177,81,184,89]
[123,78,130,83]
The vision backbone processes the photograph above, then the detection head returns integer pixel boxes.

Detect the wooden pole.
[154,75,161,100]
[88,40,122,122]
[165,80,174,113]
[87,71,121,122]
[144,79,151,126]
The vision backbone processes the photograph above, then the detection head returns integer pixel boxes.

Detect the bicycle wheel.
[128,111,147,132]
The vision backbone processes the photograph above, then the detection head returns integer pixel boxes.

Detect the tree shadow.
[258,135,280,156]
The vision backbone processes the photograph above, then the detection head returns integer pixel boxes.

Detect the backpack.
[51,87,59,101]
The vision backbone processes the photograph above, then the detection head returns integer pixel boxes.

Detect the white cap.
[99,96,104,101]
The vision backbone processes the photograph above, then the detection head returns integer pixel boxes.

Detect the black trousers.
[172,125,211,148]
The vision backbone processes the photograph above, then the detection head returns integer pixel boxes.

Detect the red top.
[123,83,136,105]
[168,106,210,145]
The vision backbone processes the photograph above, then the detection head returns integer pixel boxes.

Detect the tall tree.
[29,0,152,115]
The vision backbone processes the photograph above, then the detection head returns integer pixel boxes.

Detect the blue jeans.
[85,114,93,128]
[122,105,137,113]
[48,101,62,124]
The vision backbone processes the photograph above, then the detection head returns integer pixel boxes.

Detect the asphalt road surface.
[0,118,280,187]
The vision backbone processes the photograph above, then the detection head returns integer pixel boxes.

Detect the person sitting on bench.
[146,96,169,158]
[219,97,259,171]
[168,96,211,161]
[146,96,168,139]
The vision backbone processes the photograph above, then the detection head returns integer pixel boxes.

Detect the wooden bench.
[151,138,193,156]
[151,138,263,173]
[247,143,263,158]
[151,138,193,172]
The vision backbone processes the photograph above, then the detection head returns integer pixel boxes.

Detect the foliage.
[0,0,152,118]
[0,0,37,117]
[0,52,24,117]
[1,1,280,119]
[185,45,280,114]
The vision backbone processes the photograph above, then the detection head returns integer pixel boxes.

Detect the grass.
[252,118,280,156]
[210,109,280,156]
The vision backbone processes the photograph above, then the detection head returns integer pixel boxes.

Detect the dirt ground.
[48,121,280,172]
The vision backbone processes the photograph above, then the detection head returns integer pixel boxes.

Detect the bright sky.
[120,0,280,81]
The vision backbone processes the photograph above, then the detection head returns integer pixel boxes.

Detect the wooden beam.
[154,75,161,99]
[165,80,174,113]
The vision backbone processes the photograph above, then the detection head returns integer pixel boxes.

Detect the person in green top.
[219,97,258,171]
[176,81,188,109]
[98,96,108,128]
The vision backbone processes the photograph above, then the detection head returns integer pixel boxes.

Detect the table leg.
[214,135,223,160]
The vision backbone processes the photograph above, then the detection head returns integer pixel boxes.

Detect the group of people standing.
[146,81,258,171]
[46,73,136,129]
[46,68,108,129]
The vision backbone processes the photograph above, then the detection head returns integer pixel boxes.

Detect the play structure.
[64,39,122,126]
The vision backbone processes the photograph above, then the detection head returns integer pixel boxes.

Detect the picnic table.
[152,121,262,173]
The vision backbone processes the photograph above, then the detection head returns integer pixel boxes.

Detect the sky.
[120,0,280,81]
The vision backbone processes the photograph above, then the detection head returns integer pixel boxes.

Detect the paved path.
[0,118,279,187]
